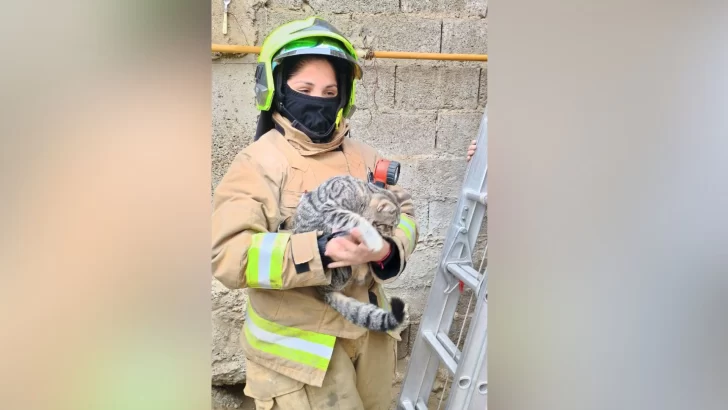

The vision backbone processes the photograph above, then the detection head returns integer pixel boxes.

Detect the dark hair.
[286,55,328,79]
[281,54,351,82]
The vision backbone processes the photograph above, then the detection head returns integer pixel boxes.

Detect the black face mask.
[279,82,341,142]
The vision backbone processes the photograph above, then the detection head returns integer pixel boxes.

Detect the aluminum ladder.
[398,108,488,410]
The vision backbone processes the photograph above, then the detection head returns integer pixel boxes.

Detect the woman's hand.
[466,139,477,162]
[324,228,391,268]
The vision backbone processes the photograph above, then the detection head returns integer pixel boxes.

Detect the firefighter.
[212,17,419,410]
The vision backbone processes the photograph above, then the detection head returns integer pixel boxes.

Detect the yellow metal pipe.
[360,50,487,62]
[212,44,262,54]
[211,43,487,62]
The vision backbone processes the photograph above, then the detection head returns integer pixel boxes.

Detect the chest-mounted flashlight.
[369,159,400,188]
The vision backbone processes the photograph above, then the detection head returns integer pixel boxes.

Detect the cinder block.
[411,196,429,234]
[266,0,304,10]
[212,62,259,189]
[442,18,488,55]
[396,66,480,110]
[412,158,469,199]
[403,244,443,281]
[308,0,399,14]
[428,198,459,237]
[355,65,395,110]
[384,282,432,322]
[436,111,483,157]
[395,66,439,110]
[348,110,437,157]
[401,0,466,13]
[466,0,488,17]
[352,16,441,53]
[256,9,356,43]
[395,158,423,201]
[478,66,488,107]
[392,158,420,203]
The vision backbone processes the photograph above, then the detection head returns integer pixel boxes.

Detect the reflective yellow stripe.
[244,303,335,371]
[245,233,289,289]
[397,214,416,252]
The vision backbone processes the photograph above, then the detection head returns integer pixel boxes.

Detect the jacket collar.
[272,111,349,157]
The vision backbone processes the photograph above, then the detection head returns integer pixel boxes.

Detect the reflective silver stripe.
[256,233,277,288]
[245,312,334,359]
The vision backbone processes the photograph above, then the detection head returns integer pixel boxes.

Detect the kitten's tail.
[324,291,408,332]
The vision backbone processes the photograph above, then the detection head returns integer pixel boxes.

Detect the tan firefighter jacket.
[211,112,419,387]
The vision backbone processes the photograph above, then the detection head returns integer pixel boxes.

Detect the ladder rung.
[400,400,415,410]
[464,188,487,205]
[422,331,458,374]
[446,263,481,293]
[436,331,462,362]
[399,399,428,410]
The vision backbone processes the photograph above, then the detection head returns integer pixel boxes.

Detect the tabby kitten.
[292,175,408,332]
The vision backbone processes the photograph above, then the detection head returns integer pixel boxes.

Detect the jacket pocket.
[243,359,306,401]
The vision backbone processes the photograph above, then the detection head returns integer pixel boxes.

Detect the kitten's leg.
[353,216,385,252]
[352,217,385,285]
[329,211,385,285]
[331,210,384,252]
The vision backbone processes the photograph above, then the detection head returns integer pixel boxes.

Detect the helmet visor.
[272,38,362,79]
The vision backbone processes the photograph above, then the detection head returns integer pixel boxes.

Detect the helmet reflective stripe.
[244,302,336,371]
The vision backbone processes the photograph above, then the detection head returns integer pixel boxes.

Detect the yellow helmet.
[254,17,362,119]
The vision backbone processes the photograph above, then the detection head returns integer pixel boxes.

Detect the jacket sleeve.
[369,155,420,285]
[211,149,330,290]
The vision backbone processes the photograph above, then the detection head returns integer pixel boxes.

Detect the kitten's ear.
[377,201,397,214]
[390,188,411,205]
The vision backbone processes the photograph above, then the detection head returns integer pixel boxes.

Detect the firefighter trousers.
[244,330,398,410]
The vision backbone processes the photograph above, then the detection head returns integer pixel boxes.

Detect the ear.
[392,188,411,205]
[377,201,397,214]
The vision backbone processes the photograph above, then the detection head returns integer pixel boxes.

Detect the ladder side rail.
[445,273,488,409]
[397,108,489,409]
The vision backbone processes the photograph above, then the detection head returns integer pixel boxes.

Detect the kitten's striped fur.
[292,175,408,332]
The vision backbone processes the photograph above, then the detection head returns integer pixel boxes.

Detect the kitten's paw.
[357,220,384,252]
[390,297,410,333]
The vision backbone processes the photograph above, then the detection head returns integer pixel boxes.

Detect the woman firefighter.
[212,17,419,410]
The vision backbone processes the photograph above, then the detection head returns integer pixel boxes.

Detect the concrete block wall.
[210,0,488,401]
